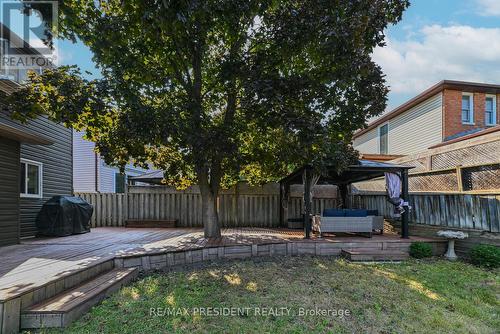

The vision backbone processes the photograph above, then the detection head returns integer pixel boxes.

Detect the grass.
[37,257,498,334]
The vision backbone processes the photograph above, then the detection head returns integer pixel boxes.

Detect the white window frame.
[485,94,497,126]
[378,123,389,155]
[20,158,43,199]
[461,92,474,125]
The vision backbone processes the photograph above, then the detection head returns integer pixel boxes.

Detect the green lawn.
[39,257,498,334]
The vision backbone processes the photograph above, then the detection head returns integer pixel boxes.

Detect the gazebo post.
[401,168,410,238]
[303,167,312,239]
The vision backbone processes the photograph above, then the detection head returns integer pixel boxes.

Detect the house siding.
[98,162,116,193]
[0,136,21,246]
[98,162,152,193]
[388,93,442,154]
[74,130,152,193]
[353,93,443,155]
[73,131,97,192]
[353,127,378,154]
[0,112,73,238]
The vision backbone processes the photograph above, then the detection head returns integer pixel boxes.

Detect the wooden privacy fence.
[76,184,338,228]
[352,193,500,233]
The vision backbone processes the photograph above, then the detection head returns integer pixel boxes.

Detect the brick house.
[353,80,500,156]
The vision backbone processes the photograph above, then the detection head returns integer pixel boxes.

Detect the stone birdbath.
[437,230,468,260]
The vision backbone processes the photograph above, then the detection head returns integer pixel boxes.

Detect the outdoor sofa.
[368,210,384,234]
[314,209,384,237]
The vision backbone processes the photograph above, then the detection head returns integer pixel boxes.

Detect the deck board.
[0,227,440,301]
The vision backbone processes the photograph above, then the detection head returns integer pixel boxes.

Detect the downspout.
[95,152,99,192]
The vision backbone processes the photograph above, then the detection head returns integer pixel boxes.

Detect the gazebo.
[279,160,413,239]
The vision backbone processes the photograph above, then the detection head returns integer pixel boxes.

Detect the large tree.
[4,0,408,237]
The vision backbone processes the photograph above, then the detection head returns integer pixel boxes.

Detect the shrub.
[470,244,500,269]
[409,242,433,259]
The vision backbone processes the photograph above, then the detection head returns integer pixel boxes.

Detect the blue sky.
[374,0,500,110]
[7,0,500,113]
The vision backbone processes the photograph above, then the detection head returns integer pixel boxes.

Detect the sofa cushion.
[344,209,368,217]
[367,209,379,216]
[323,209,345,217]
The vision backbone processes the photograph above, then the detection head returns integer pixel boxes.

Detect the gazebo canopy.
[280,159,413,186]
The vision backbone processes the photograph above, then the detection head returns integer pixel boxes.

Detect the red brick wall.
[442,89,499,140]
[474,92,486,126]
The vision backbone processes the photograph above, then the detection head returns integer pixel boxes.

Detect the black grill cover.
[36,196,93,237]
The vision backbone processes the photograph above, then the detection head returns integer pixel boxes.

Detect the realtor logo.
[0,0,58,70]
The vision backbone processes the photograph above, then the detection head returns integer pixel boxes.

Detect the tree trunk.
[198,166,222,238]
[199,184,221,238]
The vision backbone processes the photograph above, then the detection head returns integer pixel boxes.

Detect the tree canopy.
[3,0,409,237]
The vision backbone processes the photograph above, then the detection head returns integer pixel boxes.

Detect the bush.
[409,242,433,259]
[470,244,500,268]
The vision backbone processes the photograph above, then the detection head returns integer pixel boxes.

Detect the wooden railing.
[76,184,338,228]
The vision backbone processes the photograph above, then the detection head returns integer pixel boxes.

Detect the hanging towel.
[385,172,409,216]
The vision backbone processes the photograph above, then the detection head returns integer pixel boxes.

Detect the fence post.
[456,165,464,192]
[124,184,129,225]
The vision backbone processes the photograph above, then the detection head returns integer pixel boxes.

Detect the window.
[379,124,388,154]
[20,159,42,198]
[115,173,126,193]
[485,95,496,126]
[461,93,474,124]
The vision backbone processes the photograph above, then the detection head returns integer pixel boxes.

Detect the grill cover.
[36,196,93,237]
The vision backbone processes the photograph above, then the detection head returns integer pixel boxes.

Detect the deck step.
[341,249,409,262]
[20,268,138,329]
[125,219,177,228]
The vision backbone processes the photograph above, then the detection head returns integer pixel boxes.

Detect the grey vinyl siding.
[388,93,442,154]
[0,111,72,238]
[353,127,378,154]
[0,136,21,246]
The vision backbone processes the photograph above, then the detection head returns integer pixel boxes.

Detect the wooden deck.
[0,227,443,302]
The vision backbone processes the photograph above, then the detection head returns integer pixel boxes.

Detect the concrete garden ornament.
[437,230,468,260]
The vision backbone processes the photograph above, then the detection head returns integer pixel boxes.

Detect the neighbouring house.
[73,130,152,193]
[352,125,500,255]
[0,25,72,246]
[353,80,500,156]
[353,125,500,193]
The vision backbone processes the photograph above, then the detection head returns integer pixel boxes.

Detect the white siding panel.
[98,162,116,193]
[388,93,442,155]
[99,160,154,193]
[353,128,378,154]
[73,130,97,193]
[353,93,443,155]
[74,130,155,193]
